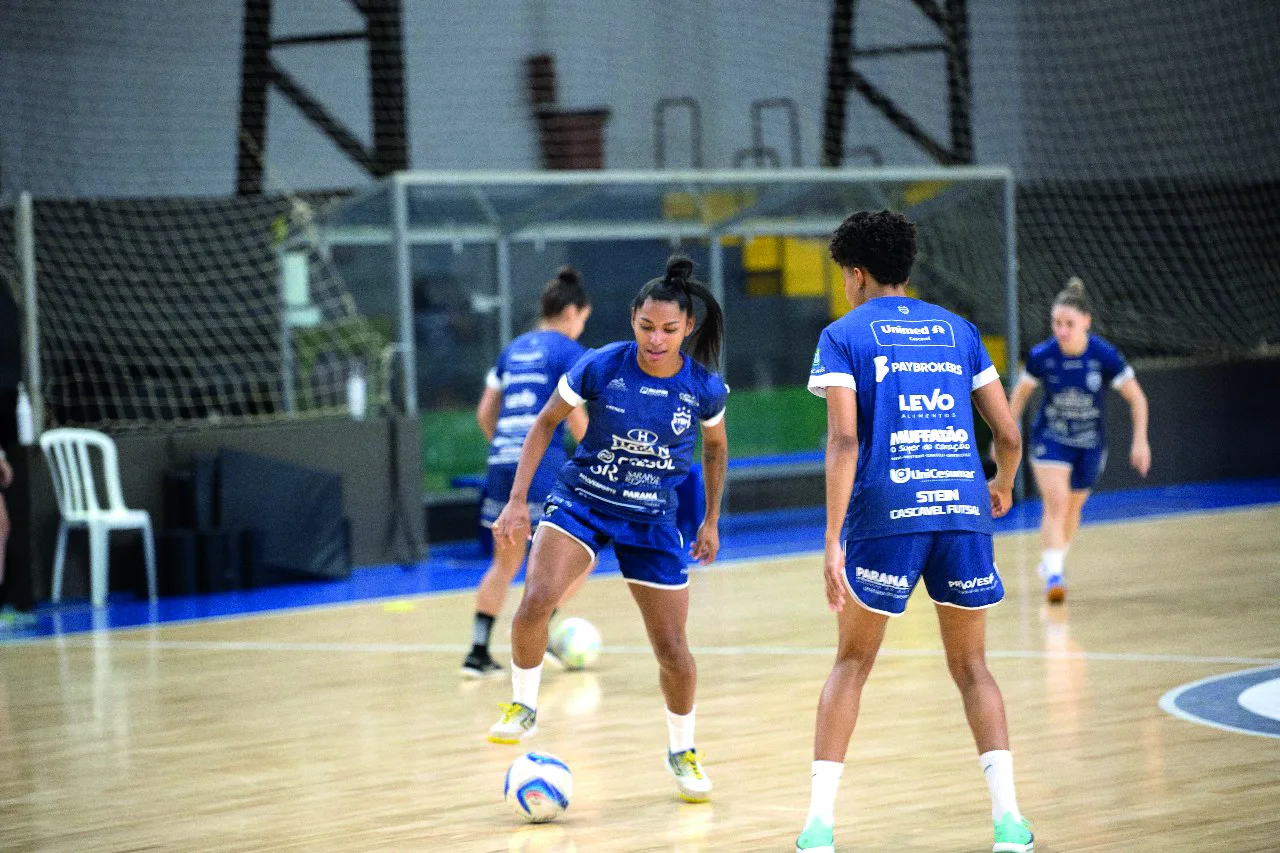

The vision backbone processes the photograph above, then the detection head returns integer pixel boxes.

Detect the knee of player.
[944,653,991,687]
[513,586,560,622]
[649,633,693,670]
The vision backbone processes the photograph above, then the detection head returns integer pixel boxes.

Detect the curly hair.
[828,209,918,286]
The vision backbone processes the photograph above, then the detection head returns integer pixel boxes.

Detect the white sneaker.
[666,748,712,803]
[488,702,538,744]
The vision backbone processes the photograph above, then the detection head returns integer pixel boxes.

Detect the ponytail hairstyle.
[631,255,726,370]
[1053,276,1091,314]
[539,265,589,318]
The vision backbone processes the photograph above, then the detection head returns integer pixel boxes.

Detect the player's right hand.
[988,479,1014,519]
[823,539,846,613]
[492,500,531,547]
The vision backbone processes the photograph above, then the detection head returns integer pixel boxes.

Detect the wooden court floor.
[2,506,1278,851]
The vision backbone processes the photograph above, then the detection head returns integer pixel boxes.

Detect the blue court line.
[3,477,1277,642]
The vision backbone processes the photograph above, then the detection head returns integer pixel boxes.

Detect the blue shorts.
[481,464,566,528]
[540,485,689,589]
[843,531,1004,616]
[1032,437,1107,491]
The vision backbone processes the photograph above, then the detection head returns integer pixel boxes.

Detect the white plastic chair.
[39,428,157,608]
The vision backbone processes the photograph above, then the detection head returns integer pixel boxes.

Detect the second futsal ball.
[549,617,601,670]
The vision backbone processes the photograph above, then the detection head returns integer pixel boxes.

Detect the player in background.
[488,255,729,805]
[462,267,593,678]
[796,211,1033,853]
[1007,277,1150,603]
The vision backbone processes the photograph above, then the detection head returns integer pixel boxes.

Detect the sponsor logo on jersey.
[1087,371,1102,392]
[855,566,910,589]
[508,350,546,364]
[916,489,961,503]
[870,318,956,347]
[874,356,889,382]
[810,349,824,375]
[611,429,669,457]
[889,467,977,483]
[597,450,615,463]
[891,361,963,375]
[899,388,955,412]
[607,377,627,391]
[898,305,910,314]
[496,414,538,433]
[504,373,549,385]
[889,504,981,519]
[679,392,699,406]
[503,389,538,410]
[640,386,668,397]
[625,471,662,487]
[589,462,619,482]
[622,489,659,502]
[889,426,969,447]
[606,404,626,413]
[579,474,618,494]
[948,572,997,591]
[671,407,693,435]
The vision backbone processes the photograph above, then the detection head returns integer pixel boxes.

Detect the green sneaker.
[993,812,1034,852]
[795,818,834,852]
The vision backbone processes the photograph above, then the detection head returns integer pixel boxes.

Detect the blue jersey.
[1024,335,1132,450]
[808,296,1000,541]
[485,329,588,474]
[556,341,729,522]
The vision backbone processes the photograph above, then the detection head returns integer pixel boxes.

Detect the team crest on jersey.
[671,407,693,435]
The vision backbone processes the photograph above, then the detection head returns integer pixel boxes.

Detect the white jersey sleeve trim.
[972,365,1001,390]
[807,373,856,399]
[701,407,726,427]
[485,368,502,390]
[1110,365,1135,388]
[556,374,584,407]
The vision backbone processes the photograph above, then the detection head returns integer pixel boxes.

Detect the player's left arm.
[692,418,728,565]
[475,386,502,442]
[1116,376,1150,476]
[565,405,589,443]
[822,386,859,613]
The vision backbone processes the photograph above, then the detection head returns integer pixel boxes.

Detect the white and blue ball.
[549,617,601,670]
[504,752,573,822]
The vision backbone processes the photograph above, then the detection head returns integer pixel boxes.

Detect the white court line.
[1158,665,1280,739]
[51,636,1280,667]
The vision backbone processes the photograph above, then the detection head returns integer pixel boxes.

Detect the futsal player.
[488,255,728,805]
[796,211,1034,852]
[1007,277,1150,603]
[462,267,593,677]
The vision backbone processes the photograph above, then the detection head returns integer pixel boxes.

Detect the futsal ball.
[505,752,573,823]
[549,617,601,670]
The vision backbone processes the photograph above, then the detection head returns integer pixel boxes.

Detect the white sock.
[980,750,1021,821]
[511,661,542,710]
[1039,548,1065,578]
[666,706,696,753]
[805,760,844,827]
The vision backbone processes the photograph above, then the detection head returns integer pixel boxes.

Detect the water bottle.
[346,366,367,422]
[16,382,35,445]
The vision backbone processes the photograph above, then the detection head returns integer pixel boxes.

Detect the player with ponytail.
[1008,276,1150,603]
[486,255,729,805]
